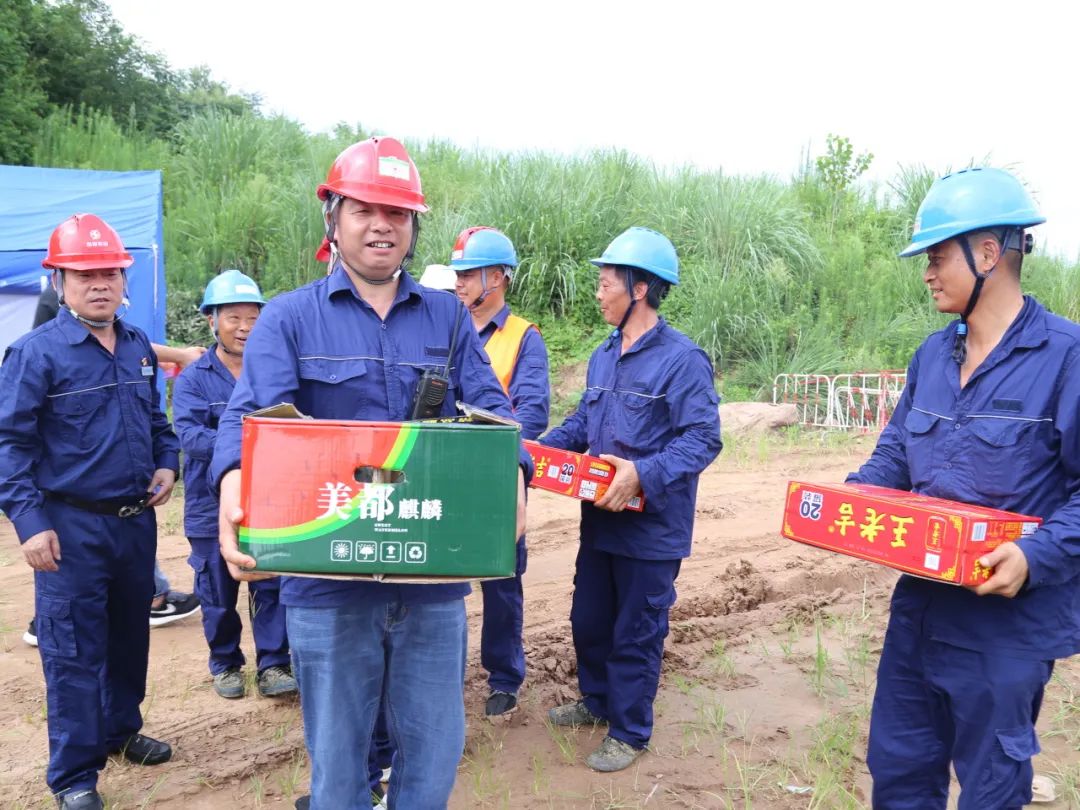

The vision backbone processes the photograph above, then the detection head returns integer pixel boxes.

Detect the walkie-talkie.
[408,304,463,420]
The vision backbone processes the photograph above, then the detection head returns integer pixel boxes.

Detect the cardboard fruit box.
[781,481,1041,586]
[523,440,645,512]
[239,406,519,581]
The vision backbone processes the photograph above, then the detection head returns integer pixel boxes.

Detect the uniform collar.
[482,304,511,333]
[1010,296,1048,350]
[56,307,133,346]
[605,316,667,356]
[326,263,423,307]
[943,295,1046,358]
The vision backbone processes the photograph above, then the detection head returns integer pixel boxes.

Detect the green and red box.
[781,480,1041,585]
[239,412,519,580]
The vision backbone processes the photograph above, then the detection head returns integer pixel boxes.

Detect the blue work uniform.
[0,309,179,797]
[848,297,1080,810]
[210,267,529,810]
[172,345,289,677]
[542,317,721,748]
[477,304,550,694]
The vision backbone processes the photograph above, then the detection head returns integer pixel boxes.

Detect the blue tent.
[0,165,166,357]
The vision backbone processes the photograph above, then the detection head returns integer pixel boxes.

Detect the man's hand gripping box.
[523,440,644,512]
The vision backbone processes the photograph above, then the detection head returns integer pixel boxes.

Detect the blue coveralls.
[478,304,550,694]
[542,318,721,749]
[172,345,289,677]
[0,310,179,796]
[848,298,1080,810]
[211,267,530,810]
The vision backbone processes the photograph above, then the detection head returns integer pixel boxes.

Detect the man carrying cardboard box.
[451,226,551,717]
[173,269,297,701]
[212,136,529,810]
[542,227,722,772]
[847,168,1080,810]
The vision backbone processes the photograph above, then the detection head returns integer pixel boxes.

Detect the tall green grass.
[29,108,1080,391]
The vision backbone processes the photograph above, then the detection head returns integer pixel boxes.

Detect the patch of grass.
[277,749,306,800]
[708,639,738,679]
[543,718,578,766]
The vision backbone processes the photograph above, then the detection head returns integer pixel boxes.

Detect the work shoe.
[485,690,518,716]
[586,735,645,772]
[295,794,386,809]
[111,733,172,765]
[149,591,201,627]
[213,668,246,699]
[257,665,298,697]
[24,617,38,647]
[548,699,606,727]
[55,789,103,810]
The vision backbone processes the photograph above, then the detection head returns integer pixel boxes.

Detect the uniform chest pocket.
[618,391,662,440]
[298,358,368,384]
[297,358,370,416]
[128,380,153,416]
[49,387,113,450]
[207,402,227,429]
[966,417,1034,498]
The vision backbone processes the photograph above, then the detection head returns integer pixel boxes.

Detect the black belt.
[44,491,149,518]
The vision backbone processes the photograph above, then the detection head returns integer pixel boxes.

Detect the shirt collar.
[1011,296,1048,350]
[483,304,511,333]
[942,296,1047,359]
[56,307,135,346]
[326,262,423,308]
[605,316,667,356]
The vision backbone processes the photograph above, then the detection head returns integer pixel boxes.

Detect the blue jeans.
[152,562,170,599]
[287,598,467,810]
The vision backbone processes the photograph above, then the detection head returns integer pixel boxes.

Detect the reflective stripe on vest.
[485,313,537,396]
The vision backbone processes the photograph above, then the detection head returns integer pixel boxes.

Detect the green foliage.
[0,0,50,163]
[18,94,1080,392]
[815,134,873,195]
[1,0,255,165]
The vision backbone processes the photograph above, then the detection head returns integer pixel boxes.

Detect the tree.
[0,0,49,163]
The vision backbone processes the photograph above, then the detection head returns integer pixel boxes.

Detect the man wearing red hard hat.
[0,214,180,810]
[212,137,530,810]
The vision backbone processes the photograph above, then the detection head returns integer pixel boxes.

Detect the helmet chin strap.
[468,267,502,310]
[952,228,1014,365]
[55,270,127,329]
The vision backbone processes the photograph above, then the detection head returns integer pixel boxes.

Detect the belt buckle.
[118,503,145,518]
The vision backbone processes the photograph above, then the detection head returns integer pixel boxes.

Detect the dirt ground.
[2,430,1077,809]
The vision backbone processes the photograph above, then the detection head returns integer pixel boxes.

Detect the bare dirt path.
[2,431,1076,808]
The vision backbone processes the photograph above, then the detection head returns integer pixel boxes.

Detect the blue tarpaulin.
[0,165,166,355]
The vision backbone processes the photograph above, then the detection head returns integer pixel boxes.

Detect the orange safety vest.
[484,313,537,396]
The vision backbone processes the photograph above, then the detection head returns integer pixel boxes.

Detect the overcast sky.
[108,0,1080,259]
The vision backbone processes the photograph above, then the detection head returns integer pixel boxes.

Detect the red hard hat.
[317,136,428,213]
[42,213,134,271]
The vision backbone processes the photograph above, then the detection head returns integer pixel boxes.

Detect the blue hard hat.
[590,227,679,285]
[900,167,1045,258]
[449,227,519,273]
[199,269,267,313]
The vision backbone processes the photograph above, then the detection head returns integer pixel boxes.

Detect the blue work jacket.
[542,318,722,560]
[479,305,550,440]
[849,297,1080,659]
[173,345,236,539]
[0,310,179,541]
[211,267,527,608]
